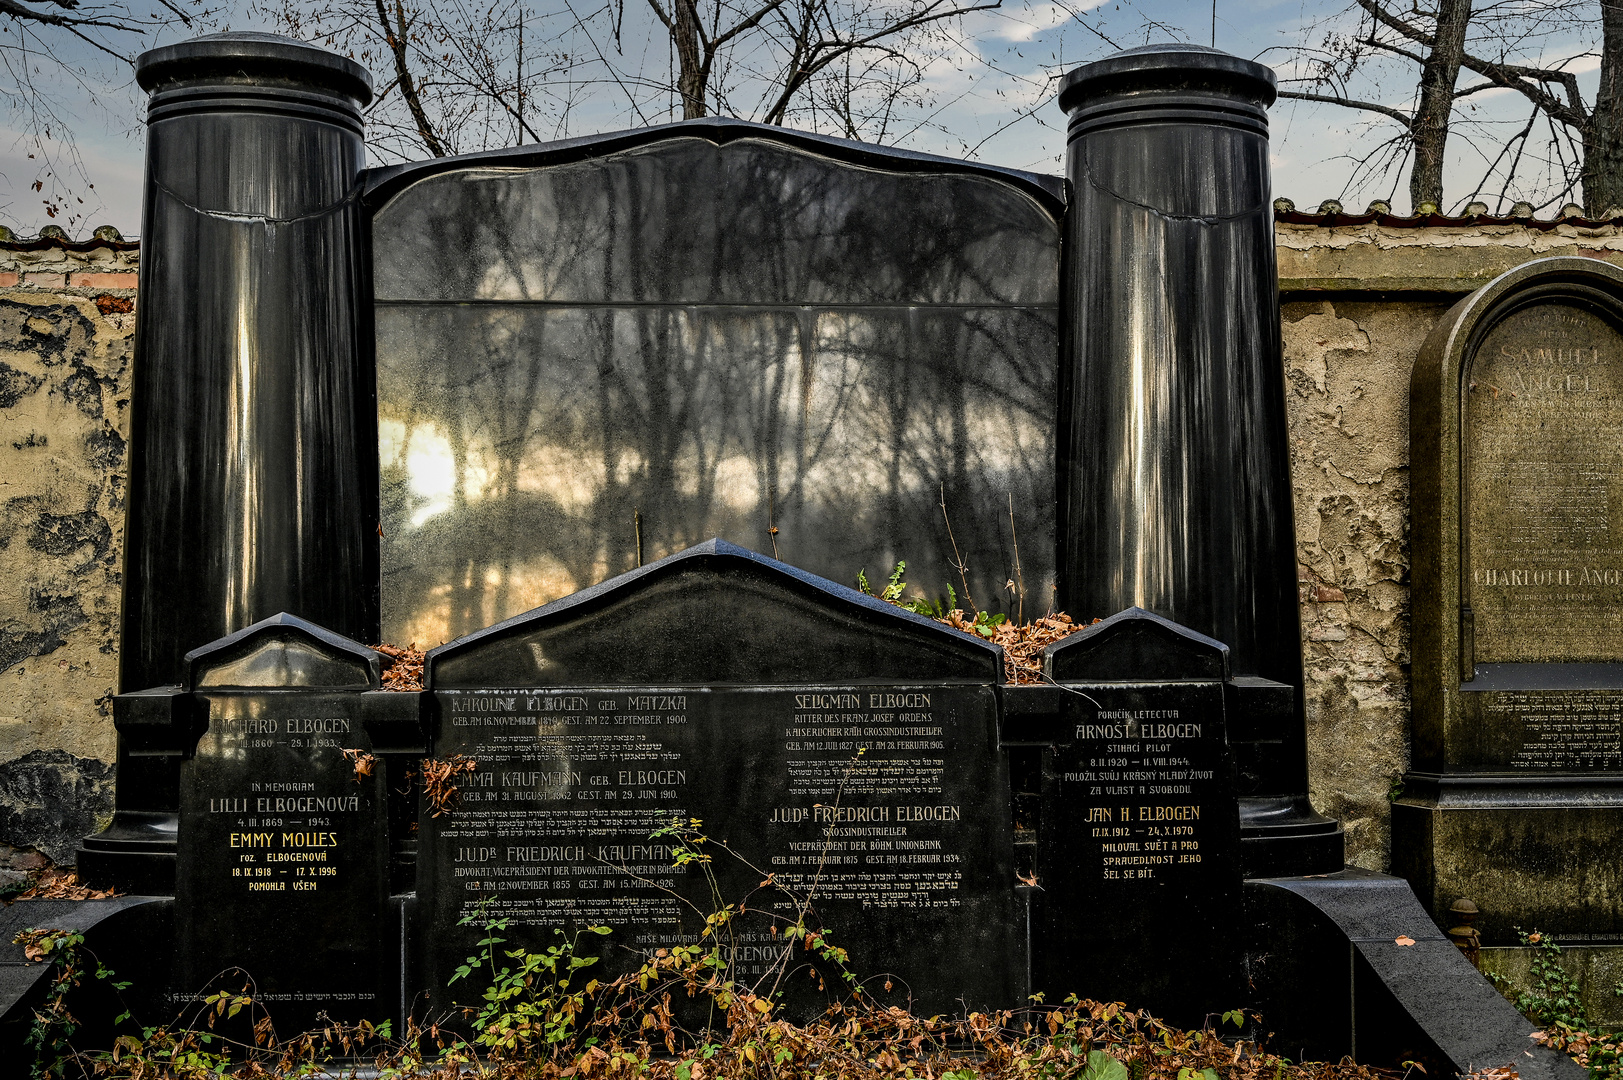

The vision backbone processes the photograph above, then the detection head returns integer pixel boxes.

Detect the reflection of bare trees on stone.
[374,136,1059,645]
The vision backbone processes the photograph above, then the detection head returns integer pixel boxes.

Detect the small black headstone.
[175,614,389,1030]
[418,539,1020,1022]
[1008,608,1245,1025]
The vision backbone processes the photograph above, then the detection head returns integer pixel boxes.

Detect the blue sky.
[0,0,1605,236]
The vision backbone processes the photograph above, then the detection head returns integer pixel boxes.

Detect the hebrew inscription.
[1466,690,1623,770]
[420,684,1019,1017]
[1466,302,1623,661]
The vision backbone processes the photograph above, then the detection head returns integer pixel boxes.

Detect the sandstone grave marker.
[1401,256,1623,944]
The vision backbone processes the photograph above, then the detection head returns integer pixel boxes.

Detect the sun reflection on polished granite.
[372,132,1062,646]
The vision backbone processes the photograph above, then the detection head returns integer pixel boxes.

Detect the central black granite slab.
[418,539,1019,1021]
[368,125,1062,648]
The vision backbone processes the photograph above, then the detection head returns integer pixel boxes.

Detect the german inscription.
[1467,303,1623,661]
[421,685,1019,1016]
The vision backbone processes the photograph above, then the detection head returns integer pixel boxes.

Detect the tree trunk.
[673,0,707,118]
[1408,0,1471,211]
[1584,0,1623,216]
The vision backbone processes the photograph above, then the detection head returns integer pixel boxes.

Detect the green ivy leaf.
[1081,1050,1128,1080]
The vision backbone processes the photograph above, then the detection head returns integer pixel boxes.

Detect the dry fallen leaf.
[1395,935,1417,946]
[14,868,119,901]
[372,642,426,691]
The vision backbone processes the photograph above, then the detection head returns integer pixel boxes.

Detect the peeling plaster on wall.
[0,258,134,864]
[1271,223,1623,872]
[0,749,115,864]
[1283,299,1445,871]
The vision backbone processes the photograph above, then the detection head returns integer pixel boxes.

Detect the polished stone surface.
[1057,45,1336,872]
[76,688,191,894]
[1247,868,1585,1078]
[175,615,388,1030]
[1004,608,1242,1026]
[418,540,1019,1022]
[0,899,173,1058]
[370,131,1061,648]
[121,33,378,695]
[1402,256,1623,943]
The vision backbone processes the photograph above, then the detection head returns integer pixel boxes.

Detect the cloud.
[0,124,144,238]
[971,0,1111,44]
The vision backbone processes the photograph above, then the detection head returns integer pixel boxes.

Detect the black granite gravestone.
[1004,609,1245,1026]
[175,614,390,1030]
[83,32,380,891]
[367,123,1062,647]
[61,28,1589,1078]
[417,539,1020,1022]
[1057,46,1339,876]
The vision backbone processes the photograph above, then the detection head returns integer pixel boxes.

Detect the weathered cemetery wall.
[1279,206,1623,871]
[0,229,137,873]
[5,213,1623,873]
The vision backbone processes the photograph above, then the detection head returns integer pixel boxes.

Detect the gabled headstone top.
[1043,607,1230,683]
[184,612,382,692]
[427,539,1002,688]
[1401,254,1623,943]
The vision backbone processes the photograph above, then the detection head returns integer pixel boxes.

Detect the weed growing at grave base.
[1508,929,1591,1030]
[25,917,1418,1080]
[21,976,1428,1080]
[19,823,1405,1080]
[1495,928,1623,1080]
[452,897,612,1055]
[14,927,127,1080]
[22,821,1413,1080]
[855,560,1086,685]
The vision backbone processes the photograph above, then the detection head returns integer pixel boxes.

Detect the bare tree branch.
[1278,88,1413,128]
[373,0,448,155]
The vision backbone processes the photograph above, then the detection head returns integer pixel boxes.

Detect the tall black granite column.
[1056,45,1341,875]
[121,32,378,694]
[82,34,377,891]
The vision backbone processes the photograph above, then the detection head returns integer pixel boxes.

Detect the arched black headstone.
[418,539,1019,1021]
